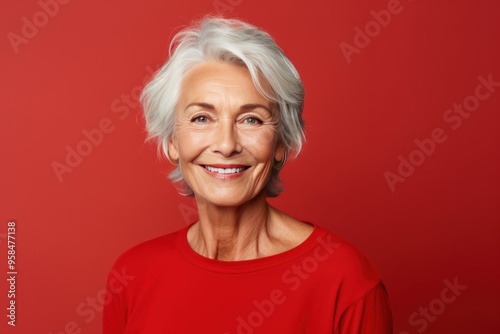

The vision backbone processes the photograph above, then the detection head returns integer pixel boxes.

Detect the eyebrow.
[185,102,272,114]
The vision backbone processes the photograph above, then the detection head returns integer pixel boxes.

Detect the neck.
[189,191,274,261]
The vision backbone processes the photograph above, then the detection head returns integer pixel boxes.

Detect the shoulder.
[109,227,185,274]
[310,224,383,299]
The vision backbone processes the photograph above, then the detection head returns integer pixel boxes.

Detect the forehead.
[178,61,271,106]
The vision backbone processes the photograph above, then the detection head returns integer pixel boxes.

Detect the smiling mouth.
[202,165,250,174]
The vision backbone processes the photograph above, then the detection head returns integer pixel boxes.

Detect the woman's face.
[169,61,284,207]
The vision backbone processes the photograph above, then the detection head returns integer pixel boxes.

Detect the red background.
[1,0,499,333]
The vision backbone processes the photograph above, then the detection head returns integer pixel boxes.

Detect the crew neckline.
[176,221,327,273]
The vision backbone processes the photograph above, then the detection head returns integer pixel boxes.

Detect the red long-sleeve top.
[103,222,393,333]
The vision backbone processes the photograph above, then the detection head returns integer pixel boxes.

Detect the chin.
[203,195,249,208]
[196,188,264,208]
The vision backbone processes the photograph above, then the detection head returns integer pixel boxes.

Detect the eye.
[243,117,263,125]
[192,115,209,123]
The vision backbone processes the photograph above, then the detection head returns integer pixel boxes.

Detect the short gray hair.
[140,16,305,197]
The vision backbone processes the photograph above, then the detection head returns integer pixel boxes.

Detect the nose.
[210,118,241,157]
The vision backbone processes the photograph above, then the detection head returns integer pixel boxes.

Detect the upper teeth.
[205,166,246,174]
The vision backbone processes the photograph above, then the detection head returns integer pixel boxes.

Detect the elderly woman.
[103,17,393,333]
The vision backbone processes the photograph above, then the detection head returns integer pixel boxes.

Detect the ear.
[274,140,286,162]
[167,135,180,161]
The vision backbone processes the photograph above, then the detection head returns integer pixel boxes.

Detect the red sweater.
[103,223,393,333]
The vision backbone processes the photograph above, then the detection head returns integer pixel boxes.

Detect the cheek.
[240,128,277,161]
[175,127,210,161]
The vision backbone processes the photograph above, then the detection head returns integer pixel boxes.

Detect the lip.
[203,164,248,168]
[200,164,250,180]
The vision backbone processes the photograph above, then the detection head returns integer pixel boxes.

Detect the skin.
[169,61,314,261]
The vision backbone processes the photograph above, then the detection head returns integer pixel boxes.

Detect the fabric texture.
[103,222,393,333]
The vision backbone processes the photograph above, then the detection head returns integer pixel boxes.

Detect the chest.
[123,267,338,333]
